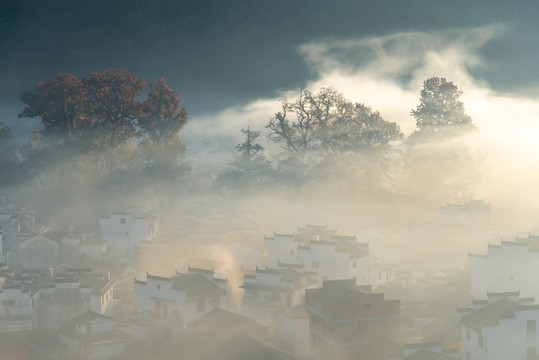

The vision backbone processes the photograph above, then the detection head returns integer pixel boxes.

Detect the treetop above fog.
[410,77,476,141]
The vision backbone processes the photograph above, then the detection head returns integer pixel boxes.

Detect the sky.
[2,0,539,156]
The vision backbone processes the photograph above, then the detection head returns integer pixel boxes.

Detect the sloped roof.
[199,332,294,360]
[171,273,225,299]
[335,240,368,259]
[71,311,112,325]
[295,228,333,242]
[62,253,99,269]
[460,298,519,333]
[188,308,268,339]
[403,348,455,360]
[306,280,373,306]
[280,267,317,288]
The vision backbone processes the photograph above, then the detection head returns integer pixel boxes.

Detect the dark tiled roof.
[188,308,267,338]
[403,349,454,360]
[171,273,225,299]
[199,332,294,360]
[188,265,214,274]
[330,233,357,241]
[71,310,112,325]
[460,298,518,333]
[335,241,368,259]
[306,280,373,306]
[255,267,281,275]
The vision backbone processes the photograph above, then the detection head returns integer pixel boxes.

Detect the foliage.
[216,127,273,192]
[266,87,403,194]
[16,69,189,222]
[0,121,18,162]
[409,77,476,142]
[404,77,481,204]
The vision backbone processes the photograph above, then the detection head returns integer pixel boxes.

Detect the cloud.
[184,24,539,218]
[186,24,509,142]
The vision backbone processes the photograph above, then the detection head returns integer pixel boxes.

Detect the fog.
[2,4,539,360]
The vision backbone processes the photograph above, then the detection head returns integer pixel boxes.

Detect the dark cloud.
[1,0,539,140]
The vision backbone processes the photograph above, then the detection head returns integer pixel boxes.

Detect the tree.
[19,73,88,144]
[137,78,189,177]
[0,121,18,162]
[216,127,273,192]
[137,78,190,211]
[333,103,403,154]
[404,77,481,204]
[266,87,403,194]
[138,78,188,147]
[266,88,351,161]
[83,68,145,149]
[410,77,476,139]
[16,69,190,225]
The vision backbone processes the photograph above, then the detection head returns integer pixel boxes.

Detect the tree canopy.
[216,127,273,193]
[16,69,189,225]
[405,77,481,203]
[410,77,476,140]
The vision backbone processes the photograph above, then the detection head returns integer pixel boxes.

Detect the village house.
[58,311,131,360]
[17,229,108,272]
[19,232,60,271]
[0,283,34,332]
[241,266,317,325]
[265,224,370,287]
[440,200,492,229]
[185,307,296,360]
[468,234,539,299]
[0,231,3,264]
[0,211,23,271]
[400,342,458,359]
[99,209,159,256]
[0,266,115,331]
[33,271,115,329]
[458,291,539,360]
[305,279,401,360]
[134,268,227,327]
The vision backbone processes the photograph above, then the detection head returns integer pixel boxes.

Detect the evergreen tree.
[216,127,273,192]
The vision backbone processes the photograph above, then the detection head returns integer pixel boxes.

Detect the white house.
[468,235,539,299]
[58,311,131,360]
[134,270,227,326]
[33,273,115,328]
[459,292,539,360]
[265,225,370,287]
[275,307,311,359]
[99,209,159,256]
[241,266,317,325]
[19,232,60,271]
[297,236,369,286]
[440,200,492,229]
[0,284,34,332]
[0,211,21,270]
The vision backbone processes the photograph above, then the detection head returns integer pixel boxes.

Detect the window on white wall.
[120,218,126,224]
[527,346,536,360]
[197,299,205,312]
[528,320,536,341]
